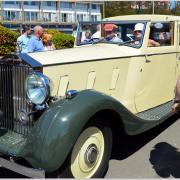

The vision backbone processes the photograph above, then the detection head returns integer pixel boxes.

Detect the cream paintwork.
[28,44,140,66]
[28,15,180,114]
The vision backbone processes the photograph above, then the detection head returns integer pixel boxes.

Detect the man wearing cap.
[133,23,145,46]
[133,23,160,47]
[105,24,123,43]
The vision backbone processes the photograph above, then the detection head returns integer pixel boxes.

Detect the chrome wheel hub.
[85,144,98,165]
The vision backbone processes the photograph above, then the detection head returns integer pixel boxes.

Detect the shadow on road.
[0,168,26,178]
[111,114,179,160]
[149,142,180,178]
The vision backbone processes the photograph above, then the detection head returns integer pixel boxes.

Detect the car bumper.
[0,157,45,178]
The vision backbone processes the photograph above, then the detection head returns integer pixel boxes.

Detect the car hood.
[21,44,142,67]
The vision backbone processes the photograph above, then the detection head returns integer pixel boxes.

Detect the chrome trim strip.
[0,157,45,178]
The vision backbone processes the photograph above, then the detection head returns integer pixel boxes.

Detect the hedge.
[0,26,75,55]
[46,29,75,49]
[0,26,19,55]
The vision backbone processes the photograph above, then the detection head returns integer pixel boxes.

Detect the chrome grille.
[0,62,34,136]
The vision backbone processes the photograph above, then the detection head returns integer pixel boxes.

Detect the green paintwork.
[0,89,172,172]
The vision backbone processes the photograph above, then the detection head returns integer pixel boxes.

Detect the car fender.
[21,89,159,172]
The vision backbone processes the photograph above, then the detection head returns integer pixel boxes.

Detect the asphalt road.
[0,115,180,178]
[106,114,180,178]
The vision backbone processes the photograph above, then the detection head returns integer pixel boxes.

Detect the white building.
[0,1,102,33]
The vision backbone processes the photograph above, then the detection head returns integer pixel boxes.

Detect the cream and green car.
[0,15,180,178]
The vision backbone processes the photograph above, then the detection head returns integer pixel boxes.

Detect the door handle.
[145,55,151,63]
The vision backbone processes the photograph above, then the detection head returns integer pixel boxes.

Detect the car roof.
[104,14,180,22]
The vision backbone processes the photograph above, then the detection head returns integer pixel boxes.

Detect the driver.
[133,23,160,47]
[133,23,144,46]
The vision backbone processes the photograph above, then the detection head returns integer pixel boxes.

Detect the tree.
[104,1,175,17]
[104,1,136,17]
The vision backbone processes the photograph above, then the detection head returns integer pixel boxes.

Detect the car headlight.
[26,72,50,105]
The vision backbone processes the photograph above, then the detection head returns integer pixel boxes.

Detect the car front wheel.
[60,120,112,178]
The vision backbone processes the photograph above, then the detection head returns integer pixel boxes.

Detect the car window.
[148,22,174,47]
[76,21,146,48]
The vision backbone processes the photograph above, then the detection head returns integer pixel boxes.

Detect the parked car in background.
[0,15,180,178]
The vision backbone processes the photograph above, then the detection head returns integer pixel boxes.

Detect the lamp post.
[152,0,154,14]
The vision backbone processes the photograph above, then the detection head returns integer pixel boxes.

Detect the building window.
[61,13,67,22]
[24,12,30,21]
[24,11,38,22]
[91,15,97,22]
[43,12,51,22]
[61,2,72,9]
[45,1,55,7]
[5,1,14,5]
[31,12,38,21]
[3,10,20,21]
[92,4,97,9]
[77,14,83,22]
[31,2,38,6]
[76,3,88,10]
[24,2,29,5]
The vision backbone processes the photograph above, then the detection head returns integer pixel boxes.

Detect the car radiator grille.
[0,62,34,136]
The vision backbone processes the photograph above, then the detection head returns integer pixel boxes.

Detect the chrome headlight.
[26,72,50,105]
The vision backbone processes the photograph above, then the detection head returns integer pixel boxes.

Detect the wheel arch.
[87,109,126,136]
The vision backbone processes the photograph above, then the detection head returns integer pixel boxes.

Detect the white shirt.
[92,31,101,39]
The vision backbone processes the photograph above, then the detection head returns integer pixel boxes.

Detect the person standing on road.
[27,25,45,53]
[42,32,56,51]
[17,26,31,53]
[172,76,180,112]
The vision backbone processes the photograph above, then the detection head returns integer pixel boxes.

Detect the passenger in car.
[83,31,92,43]
[133,23,160,47]
[148,39,160,47]
[133,23,144,46]
[105,24,123,43]
[92,24,101,39]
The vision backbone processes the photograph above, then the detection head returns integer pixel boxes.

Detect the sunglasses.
[134,30,142,33]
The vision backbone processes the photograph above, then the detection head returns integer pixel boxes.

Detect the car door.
[135,21,176,112]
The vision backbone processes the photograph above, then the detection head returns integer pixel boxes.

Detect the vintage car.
[0,14,180,178]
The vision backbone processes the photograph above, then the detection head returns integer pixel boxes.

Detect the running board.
[136,101,173,121]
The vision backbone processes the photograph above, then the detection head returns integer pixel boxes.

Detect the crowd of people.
[17,25,55,53]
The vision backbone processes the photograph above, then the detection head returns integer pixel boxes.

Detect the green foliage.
[0,27,74,55]
[45,29,75,49]
[0,26,19,55]
[104,1,180,17]
[105,2,136,17]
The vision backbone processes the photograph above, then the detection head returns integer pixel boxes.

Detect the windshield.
[75,21,146,48]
